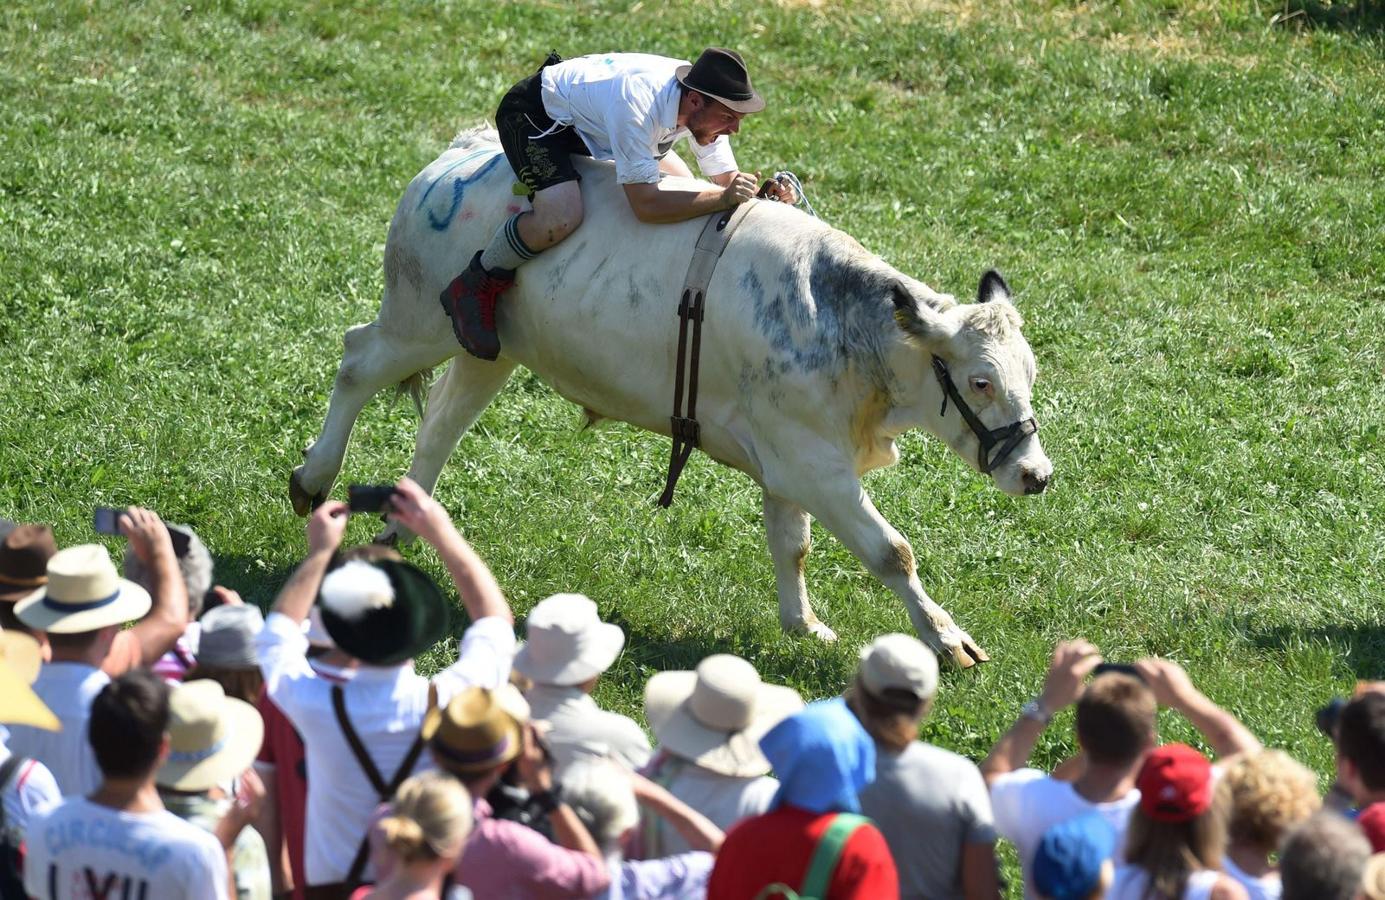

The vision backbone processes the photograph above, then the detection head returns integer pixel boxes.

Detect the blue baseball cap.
[1032,813,1117,900]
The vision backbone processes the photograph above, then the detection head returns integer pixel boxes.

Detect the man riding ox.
[439,48,798,360]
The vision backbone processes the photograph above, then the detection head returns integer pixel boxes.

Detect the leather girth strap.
[658,201,755,508]
[331,685,428,890]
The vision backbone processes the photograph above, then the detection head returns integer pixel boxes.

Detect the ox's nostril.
[1022,470,1050,495]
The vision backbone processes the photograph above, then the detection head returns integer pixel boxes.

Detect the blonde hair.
[846,676,930,754]
[379,771,473,865]
[1223,750,1321,851]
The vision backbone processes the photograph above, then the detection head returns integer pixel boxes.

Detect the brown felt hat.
[0,525,58,604]
[675,48,765,114]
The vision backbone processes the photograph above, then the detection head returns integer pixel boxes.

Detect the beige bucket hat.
[858,633,939,700]
[0,624,58,730]
[513,594,625,686]
[156,679,265,792]
[644,654,803,778]
[14,544,151,634]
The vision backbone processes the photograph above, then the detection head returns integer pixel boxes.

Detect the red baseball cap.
[1137,743,1214,824]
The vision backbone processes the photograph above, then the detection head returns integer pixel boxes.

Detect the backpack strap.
[331,686,428,888]
[0,754,26,833]
[798,813,871,900]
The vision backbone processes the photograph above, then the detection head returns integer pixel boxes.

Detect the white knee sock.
[479,214,537,274]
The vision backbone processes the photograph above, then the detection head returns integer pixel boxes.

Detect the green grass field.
[3,0,1383,888]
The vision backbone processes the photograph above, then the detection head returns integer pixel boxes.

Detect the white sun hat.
[14,544,151,634]
[644,654,804,778]
[156,679,265,792]
[513,594,625,687]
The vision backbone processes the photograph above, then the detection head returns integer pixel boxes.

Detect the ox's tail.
[394,368,434,416]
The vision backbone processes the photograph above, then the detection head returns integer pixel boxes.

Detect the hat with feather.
[317,558,449,666]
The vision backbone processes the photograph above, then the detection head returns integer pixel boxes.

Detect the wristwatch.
[1020,698,1051,725]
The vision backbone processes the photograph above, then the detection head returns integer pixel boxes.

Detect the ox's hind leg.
[763,491,836,642]
[291,322,455,515]
[792,474,988,668]
[374,353,517,544]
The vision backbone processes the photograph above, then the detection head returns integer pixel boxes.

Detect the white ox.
[291,128,1052,667]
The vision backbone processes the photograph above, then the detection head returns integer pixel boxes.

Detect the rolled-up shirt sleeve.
[431,615,517,703]
[690,134,737,178]
[609,81,662,184]
[256,612,314,717]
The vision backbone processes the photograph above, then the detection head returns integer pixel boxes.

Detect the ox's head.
[893,271,1052,496]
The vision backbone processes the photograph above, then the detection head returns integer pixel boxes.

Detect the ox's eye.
[969,376,993,396]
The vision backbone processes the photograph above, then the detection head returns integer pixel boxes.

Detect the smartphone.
[166,525,193,559]
[1092,662,1144,682]
[347,484,397,514]
[93,506,124,535]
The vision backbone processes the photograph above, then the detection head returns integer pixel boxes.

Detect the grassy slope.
[2,0,1383,884]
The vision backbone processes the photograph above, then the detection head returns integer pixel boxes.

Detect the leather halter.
[931,355,1038,474]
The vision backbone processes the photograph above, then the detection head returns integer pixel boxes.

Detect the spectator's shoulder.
[988,766,1049,794]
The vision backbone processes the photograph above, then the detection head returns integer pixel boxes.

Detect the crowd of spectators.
[0,483,1382,900]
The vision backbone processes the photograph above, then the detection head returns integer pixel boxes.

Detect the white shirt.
[0,730,62,843]
[540,53,739,184]
[1223,856,1281,900]
[640,752,777,857]
[989,768,1140,899]
[23,796,229,900]
[257,611,515,886]
[5,662,110,796]
[526,683,651,772]
[1109,865,1220,900]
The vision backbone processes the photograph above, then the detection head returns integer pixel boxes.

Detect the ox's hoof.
[944,634,990,669]
[789,620,838,643]
[289,468,329,518]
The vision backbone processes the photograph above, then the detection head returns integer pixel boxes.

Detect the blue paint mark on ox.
[417,150,507,231]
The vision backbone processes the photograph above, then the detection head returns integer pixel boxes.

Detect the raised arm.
[387,478,511,624]
[1134,658,1261,760]
[630,771,725,853]
[981,640,1103,786]
[272,501,349,624]
[113,507,190,670]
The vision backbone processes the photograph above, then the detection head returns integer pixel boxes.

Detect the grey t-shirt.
[858,741,997,900]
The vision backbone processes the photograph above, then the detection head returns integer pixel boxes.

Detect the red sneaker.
[438,252,515,361]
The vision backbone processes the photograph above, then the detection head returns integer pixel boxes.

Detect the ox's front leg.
[803,478,989,668]
[762,491,836,642]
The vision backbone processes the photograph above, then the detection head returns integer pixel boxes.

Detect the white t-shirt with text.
[24,797,228,900]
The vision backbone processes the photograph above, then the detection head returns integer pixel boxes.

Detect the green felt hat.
[318,558,449,666]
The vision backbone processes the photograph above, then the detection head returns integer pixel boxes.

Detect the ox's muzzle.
[931,355,1039,476]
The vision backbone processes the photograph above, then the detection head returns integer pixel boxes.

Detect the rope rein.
[770,170,818,218]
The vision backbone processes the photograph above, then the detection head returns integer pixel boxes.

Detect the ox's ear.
[891,282,946,342]
[977,269,1011,305]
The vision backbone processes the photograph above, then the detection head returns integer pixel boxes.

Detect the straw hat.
[318,559,449,666]
[422,686,523,776]
[0,524,58,604]
[157,680,265,792]
[14,544,151,634]
[0,624,58,730]
[644,654,803,778]
[513,594,624,686]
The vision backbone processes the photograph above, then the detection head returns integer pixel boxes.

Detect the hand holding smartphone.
[93,507,193,557]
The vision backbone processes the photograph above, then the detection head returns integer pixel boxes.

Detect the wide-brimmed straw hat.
[157,679,265,792]
[674,48,765,114]
[0,525,58,604]
[645,654,803,777]
[318,559,449,666]
[14,544,151,634]
[513,594,624,687]
[422,686,523,776]
[0,624,57,730]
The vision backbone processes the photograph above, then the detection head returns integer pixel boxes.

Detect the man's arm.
[108,507,189,672]
[960,842,1002,900]
[631,772,724,853]
[623,174,757,225]
[516,725,604,860]
[271,501,348,624]
[1135,658,1261,760]
[981,640,1103,786]
[386,477,511,624]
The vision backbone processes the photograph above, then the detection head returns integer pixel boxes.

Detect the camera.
[347,484,398,514]
[1316,697,1347,738]
[1091,662,1144,682]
